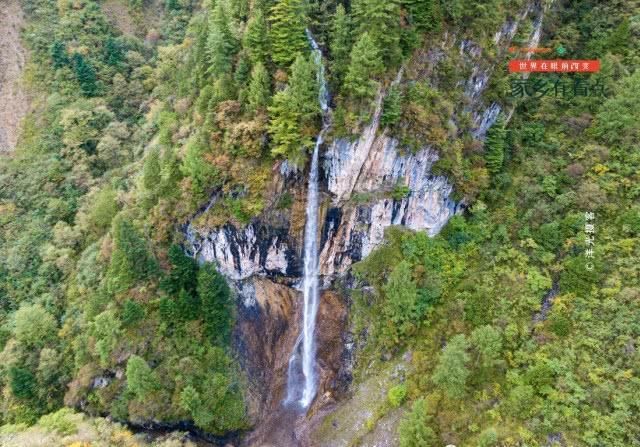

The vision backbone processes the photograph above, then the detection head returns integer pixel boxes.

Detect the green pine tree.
[50,40,68,69]
[248,61,271,111]
[142,147,161,191]
[108,217,157,291]
[268,90,305,160]
[181,139,221,201]
[381,85,402,127]
[352,0,402,66]
[268,0,308,67]
[104,37,124,66]
[268,55,319,161]
[159,148,182,198]
[177,287,201,320]
[398,399,437,447]
[253,0,275,11]
[234,52,252,86]
[9,366,37,401]
[126,355,159,399]
[484,115,507,175]
[72,53,98,96]
[165,0,180,11]
[304,0,335,47]
[432,334,470,399]
[207,1,239,77]
[401,0,441,32]
[343,32,383,101]
[607,18,631,55]
[142,147,162,209]
[209,74,237,108]
[230,0,250,21]
[443,0,466,22]
[329,4,351,84]
[197,263,233,345]
[288,54,319,121]
[243,8,270,64]
[161,244,198,296]
[382,260,420,342]
[121,299,145,326]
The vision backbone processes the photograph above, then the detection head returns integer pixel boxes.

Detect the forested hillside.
[0,0,638,446]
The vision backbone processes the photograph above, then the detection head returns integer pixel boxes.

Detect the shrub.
[126,355,159,399]
[13,304,57,348]
[388,383,408,408]
[391,183,411,200]
[38,408,79,436]
[121,300,145,326]
[477,427,499,447]
[431,334,470,399]
[398,399,437,447]
[276,192,293,209]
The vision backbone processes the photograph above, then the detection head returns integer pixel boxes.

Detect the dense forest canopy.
[0,0,638,445]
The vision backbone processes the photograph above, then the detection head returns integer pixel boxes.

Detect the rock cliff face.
[183,88,459,444]
[188,102,460,281]
[188,223,294,281]
[320,114,459,277]
[233,278,300,421]
[185,103,458,438]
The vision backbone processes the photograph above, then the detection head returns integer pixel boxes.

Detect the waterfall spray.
[284,30,330,409]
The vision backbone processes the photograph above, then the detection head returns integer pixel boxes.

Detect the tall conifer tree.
[352,0,402,66]
[268,0,307,67]
[268,55,319,161]
[243,8,270,64]
[343,32,383,101]
[329,4,351,83]
[50,40,68,69]
[207,1,239,76]
[484,115,507,175]
[248,62,271,111]
[72,53,98,96]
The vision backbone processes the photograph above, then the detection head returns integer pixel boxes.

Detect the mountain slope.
[0,0,639,446]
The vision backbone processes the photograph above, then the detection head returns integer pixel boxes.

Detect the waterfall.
[284,30,330,409]
[307,30,330,116]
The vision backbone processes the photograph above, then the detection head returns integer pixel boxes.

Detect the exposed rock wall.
[194,224,293,281]
[235,278,348,445]
[233,278,300,421]
[189,104,459,280]
[320,114,459,277]
[0,0,29,153]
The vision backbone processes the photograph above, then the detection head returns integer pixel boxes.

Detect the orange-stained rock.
[235,280,349,446]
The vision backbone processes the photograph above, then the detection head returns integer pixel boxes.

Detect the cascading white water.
[284,30,330,409]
